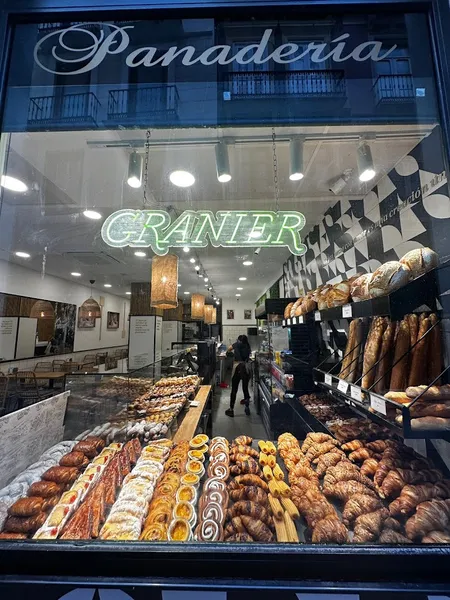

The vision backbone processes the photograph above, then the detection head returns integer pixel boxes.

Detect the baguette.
[407,317,430,387]
[340,319,358,380]
[408,314,419,349]
[374,321,395,394]
[389,319,410,391]
[362,317,386,390]
[347,319,364,384]
[409,402,450,418]
[384,391,412,405]
[406,385,450,401]
[410,416,450,431]
[428,314,443,385]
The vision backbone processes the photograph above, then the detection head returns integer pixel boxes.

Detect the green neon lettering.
[160,211,196,249]
[191,211,233,245]
[247,213,273,243]
[228,212,247,244]
[273,213,307,254]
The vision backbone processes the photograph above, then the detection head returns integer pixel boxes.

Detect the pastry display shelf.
[282,266,440,325]
[284,392,334,437]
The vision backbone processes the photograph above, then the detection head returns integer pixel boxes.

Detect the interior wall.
[0,260,130,353]
[222,294,256,346]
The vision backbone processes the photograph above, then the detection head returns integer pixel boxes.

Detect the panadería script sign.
[101,209,306,256]
[34,23,398,75]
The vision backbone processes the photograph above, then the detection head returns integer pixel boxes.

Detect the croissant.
[296,491,337,529]
[229,486,268,505]
[311,516,348,544]
[379,529,412,544]
[301,433,335,453]
[349,448,374,463]
[353,508,390,543]
[231,501,272,527]
[289,462,319,485]
[388,483,448,516]
[324,464,375,491]
[291,477,320,499]
[374,460,404,488]
[230,445,259,459]
[234,435,253,446]
[230,459,261,476]
[225,532,254,542]
[422,531,450,543]
[324,480,377,503]
[405,499,450,540]
[305,441,340,463]
[342,494,383,525]
[232,452,254,464]
[380,468,443,499]
[240,515,274,542]
[234,475,268,491]
[360,459,379,478]
[365,440,389,453]
[341,440,365,452]
[315,451,347,477]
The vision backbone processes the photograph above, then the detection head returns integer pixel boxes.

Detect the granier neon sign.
[101,209,307,256]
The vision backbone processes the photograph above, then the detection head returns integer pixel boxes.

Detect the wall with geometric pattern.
[283,126,449,297]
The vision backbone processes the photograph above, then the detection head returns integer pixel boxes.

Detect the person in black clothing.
[225,334,251,417]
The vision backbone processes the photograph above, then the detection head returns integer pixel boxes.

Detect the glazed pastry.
[301,433,335,453]
[323,463,375,490]
[42,467,79,485]
[311,516,348,544]
[59,452,87,468]
[27,481,64,498]
[315,451,347,477]
[234,435,252,446]
[305,441,340,463]
[342,494,383,524]
[73,441,99,459]
[341,440,365,452]
[4,512,46,533]
[8,497,44,517]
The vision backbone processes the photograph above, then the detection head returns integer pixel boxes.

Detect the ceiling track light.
[127,151,143,188]
[215,140,232,183]
[289,137,304,181]
[357,140,376,182]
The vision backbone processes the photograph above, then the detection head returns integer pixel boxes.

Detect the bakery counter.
[172,385,212,442]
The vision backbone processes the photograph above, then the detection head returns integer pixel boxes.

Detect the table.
[9,371,66,389]
[172,385,211,442]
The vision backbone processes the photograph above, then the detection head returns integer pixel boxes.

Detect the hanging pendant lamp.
[151,254,179,309]
[80,280,102,319]
[30,300,54,319]
[191,294,205,320]
[212,307,217,325]
[204,304,214,325]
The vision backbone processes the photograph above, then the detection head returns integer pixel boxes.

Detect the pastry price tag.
[292,317,297,325]
[286,318,291,326]
[337,379,349,394]
[324,373,332,386]
[282,319,286,327]
[315,311,321,321]
[350,386,362,402]
[370,394,387,415]
[298,315,304,324]
[342,304,353,318]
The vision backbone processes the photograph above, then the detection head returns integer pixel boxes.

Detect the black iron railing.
[224,70,346,98]
[107,85,179,120]
[373,74,414,103]
[28,92,100,124]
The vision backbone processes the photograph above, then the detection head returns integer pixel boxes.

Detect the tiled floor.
[211,374,267,441]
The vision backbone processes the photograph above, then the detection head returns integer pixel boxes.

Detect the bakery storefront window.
[0,11,448,552]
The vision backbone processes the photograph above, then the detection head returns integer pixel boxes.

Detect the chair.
[52,359,65,371]
[83,354,96,364]
[80,362,97,373]
[96,352,107,365]
[11,371,41,408]
[34,362,53,373]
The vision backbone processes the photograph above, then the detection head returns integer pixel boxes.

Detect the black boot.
[225,408,234,417]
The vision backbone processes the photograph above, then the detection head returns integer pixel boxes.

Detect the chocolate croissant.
[230,445,258,459]
[379,529,412,544]
[231,501,272,527]
[59,451,87,468]
[405,499,450,540]
[422,530,450,543]
[234,435,253,446]
[234,474,268,491]
[8,497,44,517]
[388,483,447,516]
[229,486,268,505]
[365,440,389,453]
[28,481,63,498]
[240,515,274,542]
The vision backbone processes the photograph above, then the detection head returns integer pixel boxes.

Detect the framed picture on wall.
[227,309,234,320]
[77,308,95,329]
[107,311,120,329]
[244,309,252,320]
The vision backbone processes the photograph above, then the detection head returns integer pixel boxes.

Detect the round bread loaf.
[368,261,411,297]
[399,247,438,278]
[317,285,332,310]
[350,273,373,302]
[290,298,302,317]
[301,297,317,314]
[284,303,294,319]
[326,281,351,307]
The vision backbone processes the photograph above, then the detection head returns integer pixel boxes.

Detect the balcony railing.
[223,70,346,99]
[28,92,100,125]
[107,85,179,121]
[373,74,414,103]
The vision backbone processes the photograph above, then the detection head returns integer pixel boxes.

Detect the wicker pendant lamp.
[150,254,179,310]
[204,304,214,325]
[191,294,205,320]
[30,300,54,319]
[212,307,217,325]
[80,280,102,319]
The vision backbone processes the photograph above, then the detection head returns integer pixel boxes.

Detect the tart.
[186,460,205,477]
[190,434,209,449]
[168,518,192,542]
[196,445,209,455]
[181,473,200,487]
[176,485,197,504]
[174,501,196,525]
[188,450,205,462]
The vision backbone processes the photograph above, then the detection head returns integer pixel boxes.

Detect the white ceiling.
[0,123,435,302]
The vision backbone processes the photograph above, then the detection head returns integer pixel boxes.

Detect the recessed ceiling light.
[1,175,27,192]
[15,251,30,258]
[236,293,241,297]
[104,284,112,288]
[169,170,195,188]
[359,168,376,182]
[237,287,243,290]
[213,296,217,300]
[183,246,190,253]
[243,261,253,266]
[289,172,304,181]
[204,284,208,287]
[198,273,203,278]
[249,231,262,238]
[184,291,190,295]
[71,272,81,277]
[194,265,200,271]
[239,277,247,281]
[83,209,102,220]
[125,291,131,295]
[216,300,220,305]
[178,284,182,287]
[189,258,196,263]
[134,251,146,257]
[204,277,208,282]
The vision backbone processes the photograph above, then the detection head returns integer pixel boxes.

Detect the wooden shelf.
[172,385,211,442]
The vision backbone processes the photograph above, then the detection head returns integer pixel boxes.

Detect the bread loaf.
[410,417,450,431]
[301,297,316,314]
[290,299,302,318]
[362,317,386,390]
[340,319,358,381]
[368,262,411,297]
[407,314,419,349]
[327,281,351,308]
[409,403,450,418]
[374,321,396,394]
[428,314,442,385]
[348,319,364,384]
[389,319,410,392]
[406,385,450,401]
[284,303,294,319]
[407,317,431,387]
[317,285,332,310]
[350,273,373,302]
[399,247,439,279]
[384,391,412,405]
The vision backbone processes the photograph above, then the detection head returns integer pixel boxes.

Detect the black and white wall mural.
[283,126,450,297]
